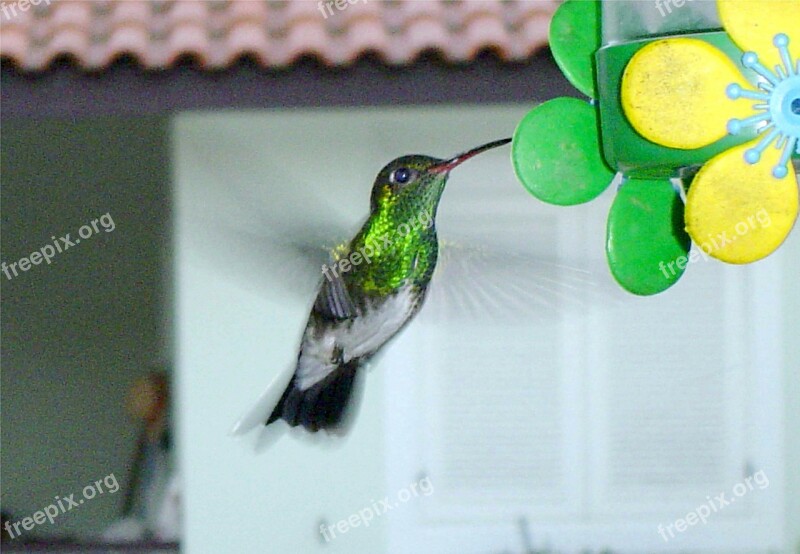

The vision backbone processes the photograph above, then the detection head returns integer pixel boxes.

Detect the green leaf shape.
[512,97,614,206]
[549,0,600,99]
[606,178,691,296]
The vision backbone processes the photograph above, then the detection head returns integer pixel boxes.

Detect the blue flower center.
[726,33,800,179]
[770,75,800,133]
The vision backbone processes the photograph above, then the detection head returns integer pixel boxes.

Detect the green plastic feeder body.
[594,1,771,180]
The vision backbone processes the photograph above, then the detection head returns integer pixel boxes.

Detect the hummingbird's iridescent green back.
[335,155,450,297]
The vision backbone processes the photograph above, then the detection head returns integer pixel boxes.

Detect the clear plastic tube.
[601,0,722,45]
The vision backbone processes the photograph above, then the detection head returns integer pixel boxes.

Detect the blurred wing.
[188,218,340,304]
[180,120,366,302]
[183,177,363,304]
[422,239,620,325]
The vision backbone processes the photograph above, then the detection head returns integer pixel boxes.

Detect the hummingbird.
[231,138,511,435]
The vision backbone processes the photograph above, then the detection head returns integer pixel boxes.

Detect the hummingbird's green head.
[369,138,511,218]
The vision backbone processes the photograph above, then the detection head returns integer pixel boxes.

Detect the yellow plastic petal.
[718,0,800,69]
[622,38,753,150]
[685,140,798,264]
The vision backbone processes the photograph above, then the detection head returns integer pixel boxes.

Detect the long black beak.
[429,137,512,174]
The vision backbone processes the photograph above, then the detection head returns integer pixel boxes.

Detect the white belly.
[296,286,420,390]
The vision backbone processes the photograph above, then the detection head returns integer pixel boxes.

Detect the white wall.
[173,107,800,554]
[783,227,800,553]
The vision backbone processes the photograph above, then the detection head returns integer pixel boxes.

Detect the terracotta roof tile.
[0,0,557,71]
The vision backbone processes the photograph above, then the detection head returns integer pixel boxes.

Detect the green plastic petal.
[549,0,600,99]
[606,178,691,296]
[512,97,614,206]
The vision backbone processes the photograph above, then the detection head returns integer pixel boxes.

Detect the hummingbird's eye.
[390,167,414,185]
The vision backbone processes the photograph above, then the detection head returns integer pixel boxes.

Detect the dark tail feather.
[267,361,360,432]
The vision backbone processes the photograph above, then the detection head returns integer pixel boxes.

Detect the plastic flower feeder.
[512,0,799,295]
